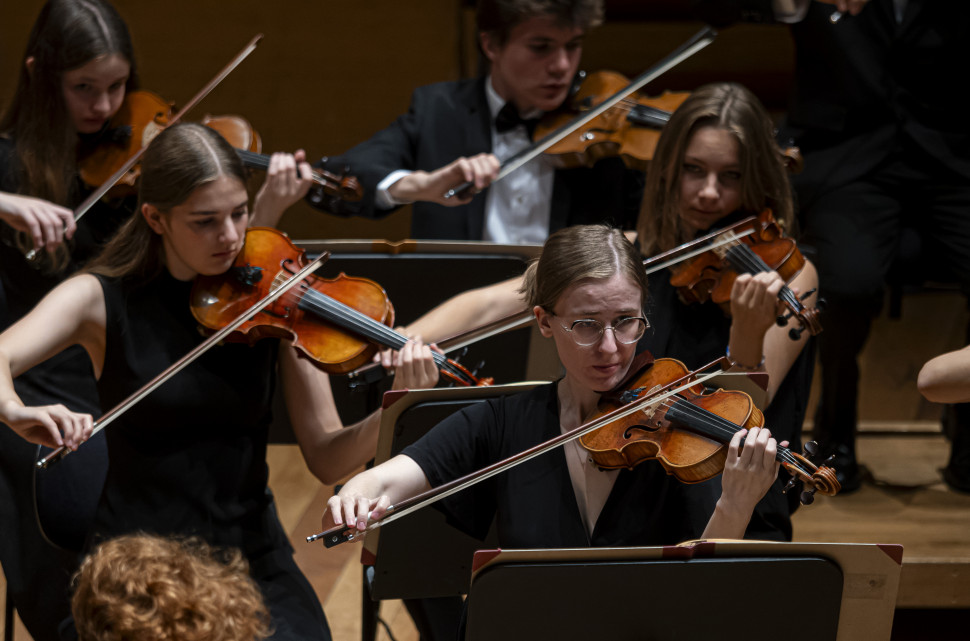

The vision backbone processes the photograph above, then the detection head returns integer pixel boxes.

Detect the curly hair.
[72,534,271,641]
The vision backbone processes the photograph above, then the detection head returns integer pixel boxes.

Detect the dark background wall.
[0,0,794,241]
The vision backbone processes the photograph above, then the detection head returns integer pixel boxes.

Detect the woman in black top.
[401,83,818,541]
[326,224,784,547]
[0,122,437,641]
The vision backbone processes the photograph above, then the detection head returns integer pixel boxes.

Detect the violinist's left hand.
[702,426,784,539]
[386,338,440,390]
[729,271,785,337]
[251,150,314,227]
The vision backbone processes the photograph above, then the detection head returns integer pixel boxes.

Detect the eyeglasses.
[555,315,649,346]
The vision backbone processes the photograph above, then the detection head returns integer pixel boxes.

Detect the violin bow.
[443,26,717,199]
[309,356,732,547]
[641,215,759,276]
[36,249,327,469]
[26,34,264,261]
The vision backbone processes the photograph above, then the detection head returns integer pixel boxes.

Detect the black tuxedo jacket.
[317,77,643,240]
[778,0,970,208]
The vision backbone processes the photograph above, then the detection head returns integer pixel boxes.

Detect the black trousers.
[800,143,970,461]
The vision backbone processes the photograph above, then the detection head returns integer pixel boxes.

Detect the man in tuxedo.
[310,0,643,242]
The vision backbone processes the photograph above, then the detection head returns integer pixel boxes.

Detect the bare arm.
[0,274,105,448]
[323,453,431,533]
[405,275,526,344]
[728,260,818,404]
[918,345,970,404]
[282,339,439,486]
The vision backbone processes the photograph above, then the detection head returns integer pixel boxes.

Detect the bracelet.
[726,345,765,372]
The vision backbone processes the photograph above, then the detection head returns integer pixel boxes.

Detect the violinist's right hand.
[0,399,92,450]
[388,153,500,205]
[323,454,431,536]
[0,192,75,252]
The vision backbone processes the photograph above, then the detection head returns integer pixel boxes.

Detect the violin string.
[725,244,802,309]
[656,395,799,466]
[294,286,472,383]
[234,149,331,188]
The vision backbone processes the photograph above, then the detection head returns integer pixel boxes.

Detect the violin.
[190,227,491,386]
[647,209,823,340]
[534,70,691,172]
[444,26,718,199]
[309,352,839,548]
[580,354,840,501]
[78,92,363,203]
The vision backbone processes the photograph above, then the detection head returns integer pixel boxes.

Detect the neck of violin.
[295,288,457,374]
[235,148,324,186]
[724,243,803,311]
[664,397,793,465]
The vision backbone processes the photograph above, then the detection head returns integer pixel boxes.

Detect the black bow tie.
[495,102,540,138]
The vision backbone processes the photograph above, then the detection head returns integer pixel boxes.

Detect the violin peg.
[799,488,817,505]
[782,477,799,494]
[804,440,819,457]
[799,288,818,302]
[816,297,828,311]
[788,325,806,341]
[775,313,789,327]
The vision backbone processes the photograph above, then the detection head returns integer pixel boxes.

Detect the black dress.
[0,136,129,641]
[638,265,816,541]
[90,271,331,641]
[403,382,705,548]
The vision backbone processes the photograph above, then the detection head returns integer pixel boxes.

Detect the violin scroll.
[781,440,842,504]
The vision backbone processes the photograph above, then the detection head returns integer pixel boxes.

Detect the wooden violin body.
[580,356,764,483]
[191,227,394,374]
[665,209,823,338]
[580,355,840,499]
[534,70,690,172]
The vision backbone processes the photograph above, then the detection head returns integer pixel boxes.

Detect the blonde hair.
[83,122,246,281]
[637,82,795,256]
[72,534,271,641]
[520,224,647,311]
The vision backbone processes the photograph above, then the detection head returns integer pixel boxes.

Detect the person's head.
[86,123,249,281]
[637,83,795,256]
[1,0,136,203]
[521,224,648,393]
[72,534,270,641]
[477,0,602,114]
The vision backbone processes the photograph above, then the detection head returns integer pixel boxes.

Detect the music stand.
[358,383,543,640]
[466,541,903,641]
[268,239,557,443]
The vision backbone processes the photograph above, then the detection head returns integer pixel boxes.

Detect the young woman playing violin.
[327,224,782,552]
[0,122,438,641]
[404,82,818,540]
[0,4,314,639]
[0,3,137,639]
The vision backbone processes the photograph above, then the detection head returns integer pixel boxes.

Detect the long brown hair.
[84,123,247,282]
[520,224,647,312]
[637,83,794,256]
[0,0,137,270]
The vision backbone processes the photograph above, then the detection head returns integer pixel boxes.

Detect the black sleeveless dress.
[0,136,128,641]
[91,270,331,641]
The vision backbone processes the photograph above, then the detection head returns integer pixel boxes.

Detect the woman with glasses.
[325,224,783,548]
[397,83,815,542]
